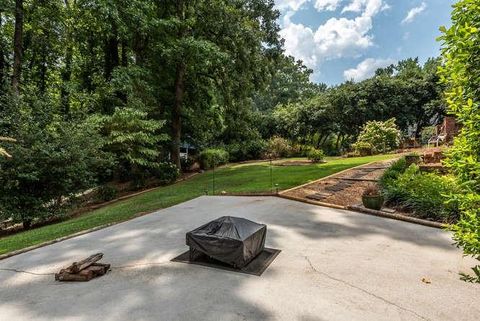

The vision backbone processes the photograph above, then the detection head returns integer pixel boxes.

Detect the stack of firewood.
[55,253,110,282]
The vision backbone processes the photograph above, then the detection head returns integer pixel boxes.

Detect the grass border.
[0,206,164,261]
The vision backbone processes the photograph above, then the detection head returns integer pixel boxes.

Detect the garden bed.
[280,160,395,207]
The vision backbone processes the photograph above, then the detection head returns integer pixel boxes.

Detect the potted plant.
[362,185,384,210]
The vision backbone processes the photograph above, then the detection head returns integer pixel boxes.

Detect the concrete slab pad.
[0,196,478,321]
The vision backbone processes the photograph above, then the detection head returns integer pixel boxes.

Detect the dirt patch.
[274,160,316,166]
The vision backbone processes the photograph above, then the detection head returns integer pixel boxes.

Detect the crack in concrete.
[0,261,171,277]
[304,256,431,321]
[0,268,55,276]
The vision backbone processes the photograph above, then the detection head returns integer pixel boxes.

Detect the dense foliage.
[198,148,229,170]
[307,148,325,163]
[272,58,445,154]
[439,0,480,282]
[0,100,110,227]
[0,0,283,226]
[0,0,450,231]
[380,163,459,223]
[352,118,401,155]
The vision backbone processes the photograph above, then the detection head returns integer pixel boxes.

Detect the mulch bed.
[281,160,393,207]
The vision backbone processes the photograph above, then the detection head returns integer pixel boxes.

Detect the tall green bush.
[307,148,325,163]
[198,148,229,169]
[265,136,292,159]
[439,0,480,282]
[352,118,401,155]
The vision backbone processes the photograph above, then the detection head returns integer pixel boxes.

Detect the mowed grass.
[0,154,395,255]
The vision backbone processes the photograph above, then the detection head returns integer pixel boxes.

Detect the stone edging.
[347,205,447,229]
[277,194,347,210]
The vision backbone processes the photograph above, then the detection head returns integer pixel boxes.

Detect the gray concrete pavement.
[0,196,478,321]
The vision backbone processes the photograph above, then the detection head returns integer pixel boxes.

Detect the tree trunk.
[39,47,48,94]
[171,62,185,169]
[61,0,73,116]
[61,44,73,116]
[104,25,119,81]
[335,133,342,152]
[11,0,24,95]
[170,0,186,170]
[0,10,5,86]
[121,39,128,67]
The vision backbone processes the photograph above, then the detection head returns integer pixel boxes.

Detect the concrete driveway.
[0,196,478,321]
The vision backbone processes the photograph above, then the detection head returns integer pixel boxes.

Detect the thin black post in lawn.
[212,164,216,195]
[270,158,273,193]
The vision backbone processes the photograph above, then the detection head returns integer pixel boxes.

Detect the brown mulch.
[282,160,394,207]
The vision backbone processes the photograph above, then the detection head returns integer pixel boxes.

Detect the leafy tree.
[0,98,109,228]
[438,0,480,282]
[96,107,168,179]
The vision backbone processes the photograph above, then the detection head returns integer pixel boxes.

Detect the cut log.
[55,272,92,282]
[62,253,103,274]
[88,263,111,276]
[55,253,110,282]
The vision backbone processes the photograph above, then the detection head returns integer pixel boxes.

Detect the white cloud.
[280,1,388,69]
[402,2,427,24]
[342,0,385,16]
[275,0,309,11]
[314,0,342,11]
[343,58,395,81]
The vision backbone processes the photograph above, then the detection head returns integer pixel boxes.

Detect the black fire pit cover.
[186,216,266,268]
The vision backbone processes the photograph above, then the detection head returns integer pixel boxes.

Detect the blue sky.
[275,0,454,84]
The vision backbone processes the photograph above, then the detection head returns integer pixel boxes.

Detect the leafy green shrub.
[307,148,325,163]
[449,192,480,283]
[265,136,292,159]
[438,0,480,281]
[0,102,110,228]
[381,165,460,222]
[152,162,180,184]
[96,185,119,202]
[352,118,401,155]
[198,148,229,169]
[352,141,373,156]
[95,108,168,179]
[379,157,408,189]
[225,139,267,162]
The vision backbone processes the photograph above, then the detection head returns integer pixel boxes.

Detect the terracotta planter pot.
[362,195,384,210]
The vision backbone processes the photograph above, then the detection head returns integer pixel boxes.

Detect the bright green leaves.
[96,108,167,169]
[439,0,480,282]
[352,118,401,155]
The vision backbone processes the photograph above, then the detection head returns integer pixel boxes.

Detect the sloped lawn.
[0,154,395,256]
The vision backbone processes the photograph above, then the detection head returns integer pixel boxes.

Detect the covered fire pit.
[186,216,266,268]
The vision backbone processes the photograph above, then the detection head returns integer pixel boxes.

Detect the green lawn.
[0,154,395,256]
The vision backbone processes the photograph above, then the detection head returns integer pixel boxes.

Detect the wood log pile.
[55,253,110,282]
